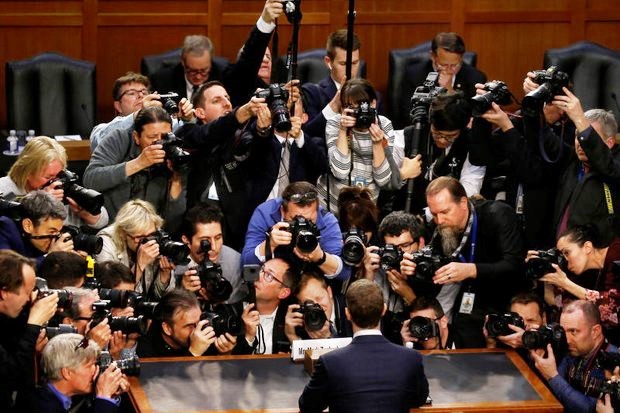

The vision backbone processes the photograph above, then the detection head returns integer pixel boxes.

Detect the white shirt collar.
[353,329,382,338]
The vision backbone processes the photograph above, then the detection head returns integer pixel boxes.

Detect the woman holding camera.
[527,224,619,343]
[96,199,176,300]
[0,136,108,229]
[317,79,399,214]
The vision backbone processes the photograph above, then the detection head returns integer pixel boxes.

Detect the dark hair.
[0,250,34,293]
[192,80,226,108]
[426,176,467,203]
[281,181,319,210]
[409,296,444,319]
[379,211,424,241]
[294,271,327,298]
[38,252,86,289]
[326,29,361,60]
[112,72,150,101]
[563,299,602,328]
[21,190,67,225]
[95,261,135,289]
[431,32,466,55]
[180,203,224,240]
[134,107,172,135]
[345,279,384,328]
[430,91,471,131]
[269,257,297,290]
[510,292,545,318]
[337,187,379,234]
[156,289,199,326]
[340,79,377,108]
[558,224,608,249]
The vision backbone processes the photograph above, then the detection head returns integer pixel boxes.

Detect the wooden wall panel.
[0,0,618,130]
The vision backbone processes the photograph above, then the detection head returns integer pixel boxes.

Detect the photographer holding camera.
[25,333,129,413]
[0,191,76,263]
[0,250,59,411]
[177,203,245,304]
[527,224,620,345]
[285,271,352,342]
[0,136,108,229]
[530,300,619,413]
[95,200,178,301]
[400,296,454,350]
[316,78,399,214]
[400,177,524,348]
[242,181,347,281]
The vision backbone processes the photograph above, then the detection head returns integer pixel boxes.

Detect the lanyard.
[463,210,478,263]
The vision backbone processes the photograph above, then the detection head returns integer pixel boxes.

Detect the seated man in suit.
[396,32,486,128]
[299,279,429,413]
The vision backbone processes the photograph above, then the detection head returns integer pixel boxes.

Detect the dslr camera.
[201,304,243,336]
[62,225,103,255]
[0,194,23,219]
[158,92,182,115]
[141,230,190,265]
[154,132,191,172]
[410,72,445,124]
[45,324,78,339]
[521,66,570,117]
[526,248,565,280]
[471,81,512,117]
[255,83,291,132]
[97,288,158,318]
[35,277,73,308]
[90,300,148,335]
[285,215,320,254]
[408,316,440,341]
[341,228,366,267]
[97,350,141,377]
[377,244,404,271]
[522,322,567,352]
[485,312,525,338]
[295,300,328,333]
[43,169,104,215]
[350,101,377,129]
[194,239,233,303]
[410,246,452,282]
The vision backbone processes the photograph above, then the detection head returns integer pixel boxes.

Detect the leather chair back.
[274,48,366,84]
[141,48,230,83]
[543,41,620,128]
[6,52,96,137]
[387,41,477,127]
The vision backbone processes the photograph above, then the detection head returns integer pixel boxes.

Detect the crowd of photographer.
[1,1,620,412]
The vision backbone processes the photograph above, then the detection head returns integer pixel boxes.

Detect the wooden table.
[58,140,91,161]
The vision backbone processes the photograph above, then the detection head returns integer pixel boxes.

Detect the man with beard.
[401,176,524,347]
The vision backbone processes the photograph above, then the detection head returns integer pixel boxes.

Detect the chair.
[140,48,230,83]
[543,41,620,127]
[5,52,96,137]
[387,41,477,128]
[274,48,367,84]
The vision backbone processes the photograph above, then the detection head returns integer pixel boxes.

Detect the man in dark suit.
[299,279,429,413]
[395,32,487,129]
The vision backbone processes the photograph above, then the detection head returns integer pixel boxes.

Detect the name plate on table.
[291,337,352,361]
[54,135,82,141]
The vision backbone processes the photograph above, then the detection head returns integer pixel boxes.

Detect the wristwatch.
[314,250,327,265]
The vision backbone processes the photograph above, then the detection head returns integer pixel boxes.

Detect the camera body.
[377,244,404,271]
[598,350,620,372]
[295,300,327,332]
[410,246,451,282]
[485,312,525,338]
[351,101,377,129]
[194,239,233,303]
[526,248,565,280]
[408,316,440,341]
[45,324,78,339]
[45,169,104,215]
[141,229,190,265]
[158,92,181,115]
[91,300,148,335]
[96,288,157,318]
[521,66,569,116]
[154,132,191,172]
[522,322,567,352]
[410,72,444,124]
[62,225,103,255]
[201,304,243,336]
[471,81,512,117]
[342,228,366,267]
[35,277,73,308]
[255,84,291,132]
[98,350,141,377]
[285,215,320,254]
[0,194,24,219]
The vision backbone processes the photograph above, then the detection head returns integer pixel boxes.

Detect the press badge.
[459,292,475,314]
[353,176,368,188]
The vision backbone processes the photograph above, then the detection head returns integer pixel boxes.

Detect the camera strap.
[537,115,564,164]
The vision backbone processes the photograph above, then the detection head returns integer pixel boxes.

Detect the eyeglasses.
[286,192,318,204]
[430,126,460,144]
[260,265,289,288]
[74,337,90,352]
[119,88,150,99]
[184,67,211,76]
[392,240,418,251]
[435,62,462,71]
[29,233,61,241]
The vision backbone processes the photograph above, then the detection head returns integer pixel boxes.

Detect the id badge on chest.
[459,292,475,314]
[353,176,368,188]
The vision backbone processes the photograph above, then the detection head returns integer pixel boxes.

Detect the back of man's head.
[431,32,466,55]
[326,29,361,60]
[39,252,86,289]
[42,334,99,382]
[430,91,471,131]
[95,261,135,289]
[112,71,150,101]
[21,190,67,225]
[180,202,224,240]
[0,250,34,293]
[346,279,384,329]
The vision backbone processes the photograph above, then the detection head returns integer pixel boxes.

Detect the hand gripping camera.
[90,300,148,335]
[410,246,452,282]
[140,230,190,265]
[525,248,566,280]
[43,169,104,215]
[200,304,243,336]
[408,316,440,341]
[377,244,404,271]
[521,66,570,117]
[61,225,103,255]
[35,277,73,309]
[522,322,567,355]
[194,239,233,303]
[295,300,328,332]
[255,84,292,132]
[286,215,320,254]
[485,312,525,338]
[97,350,141,377]
[154,132,192,172]
[351,101,377,129]
[158,92,182,115]
[470,81,513,117]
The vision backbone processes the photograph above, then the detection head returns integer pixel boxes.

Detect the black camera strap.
[535,114,564,164]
